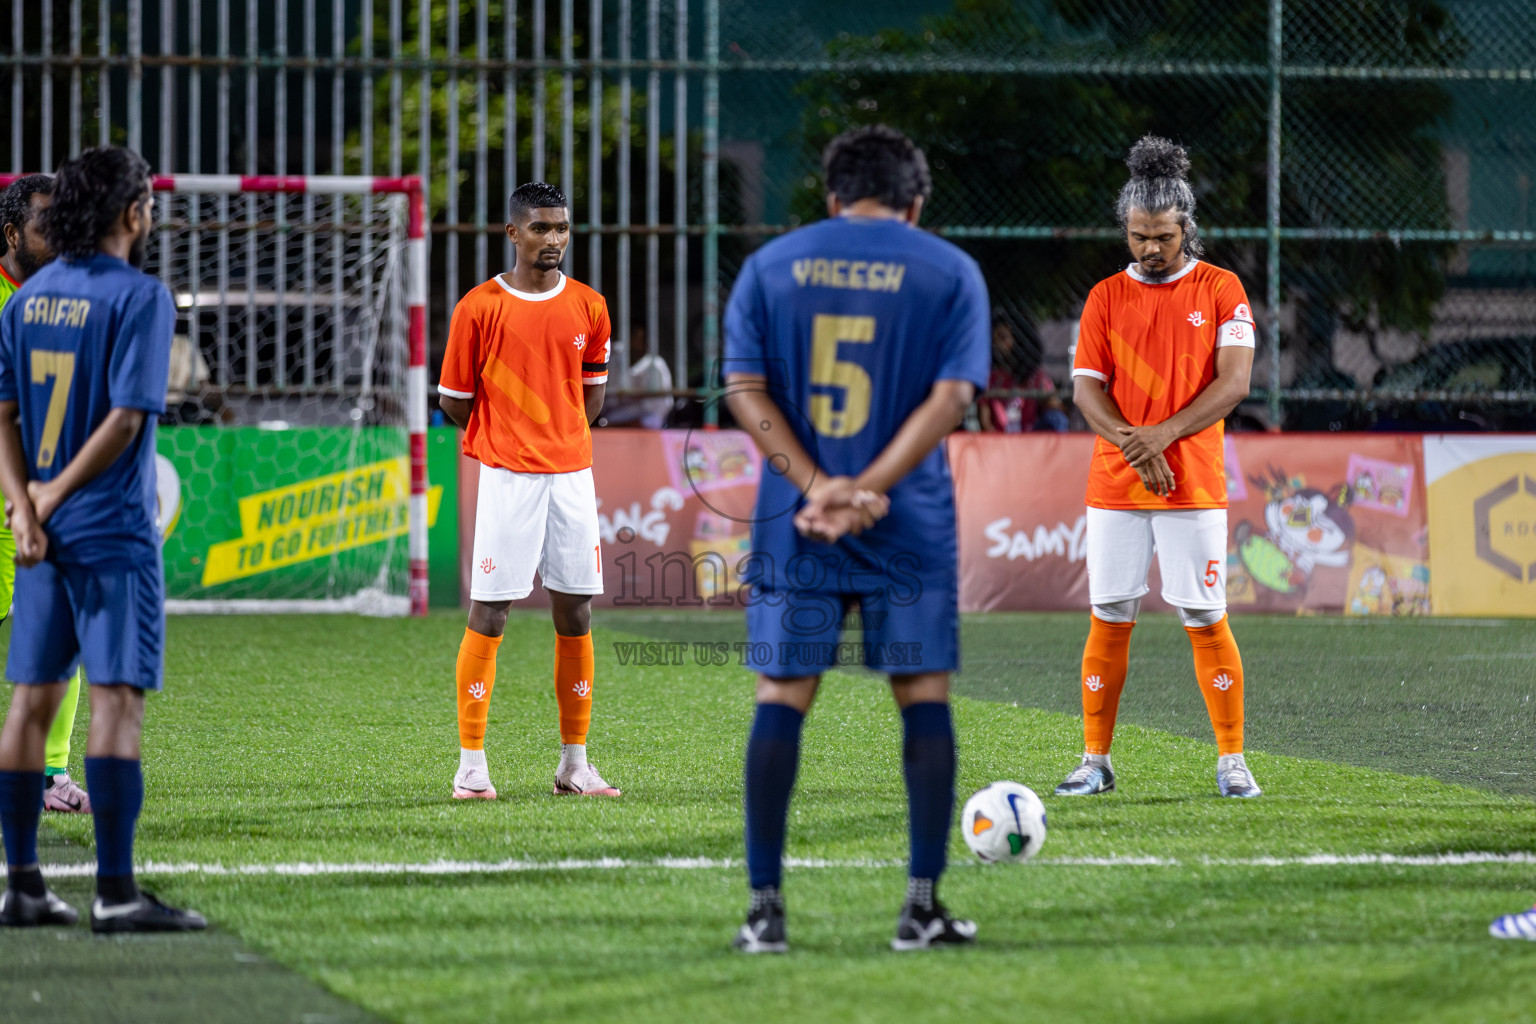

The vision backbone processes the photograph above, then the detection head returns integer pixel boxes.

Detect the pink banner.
[950,432,1429,615]
[457,430,1430,616]
[459,429,758,609]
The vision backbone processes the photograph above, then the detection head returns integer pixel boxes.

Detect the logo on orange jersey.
[572,679,591,697]
[1187,311,1205,327]
[1084,674,1104,692]
[573,333,586,348]
[480,557,496,574]
[468,681,487,700]
[1212,673,1234,691]
[1233,303,1252,321]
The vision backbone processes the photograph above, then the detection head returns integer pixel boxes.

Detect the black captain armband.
[582,361,608,374]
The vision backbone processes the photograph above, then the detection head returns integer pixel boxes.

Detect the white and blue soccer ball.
[961,781,1047,863]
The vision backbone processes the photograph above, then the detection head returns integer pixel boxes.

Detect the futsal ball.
[962,782,1047,863]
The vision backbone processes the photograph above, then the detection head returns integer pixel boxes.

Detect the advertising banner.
[1222,434,1427,616]
[1425,436,1536,616]
[951,433,1429,616]
[453,430,1443,617]
[457,429,759,609]
[156,426,450,606]
[949,432,1097,612]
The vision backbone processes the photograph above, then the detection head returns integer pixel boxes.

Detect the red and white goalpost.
[1,172,431,616]
[151,175,431,616]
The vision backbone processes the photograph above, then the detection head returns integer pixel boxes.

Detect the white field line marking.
[27,851,1536,879]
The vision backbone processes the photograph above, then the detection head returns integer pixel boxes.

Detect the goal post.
[161,176,430,617]
[0,172,433,616]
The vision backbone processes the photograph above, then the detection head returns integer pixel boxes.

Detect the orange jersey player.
[436,181,620,801]
[1056,136,1261,800]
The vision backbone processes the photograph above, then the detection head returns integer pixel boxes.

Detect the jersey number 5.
[809,314,875,438]
[30,349,76,469]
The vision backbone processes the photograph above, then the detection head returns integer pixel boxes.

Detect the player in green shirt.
[0,174,91,814]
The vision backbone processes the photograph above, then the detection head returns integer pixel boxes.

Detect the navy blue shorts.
[744,571,959,679]
[7,557,165,691]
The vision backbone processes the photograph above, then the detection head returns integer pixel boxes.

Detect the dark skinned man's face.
[1125,207,1186,280]
[8,193,55,280]
[508,206,571,272]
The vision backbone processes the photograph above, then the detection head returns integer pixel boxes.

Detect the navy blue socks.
[0,770,45,896]
[744,702,805,892]
[901,701,956,895]
[85,757,143,902]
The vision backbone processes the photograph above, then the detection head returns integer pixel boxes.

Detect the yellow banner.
[1427,440,1536,616]
[202,457,441,586]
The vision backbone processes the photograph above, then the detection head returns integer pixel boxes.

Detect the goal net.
[144,176,429,616]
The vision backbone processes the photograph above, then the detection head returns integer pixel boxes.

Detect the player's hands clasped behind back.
[795,475,890,544]
[7,485,51,567]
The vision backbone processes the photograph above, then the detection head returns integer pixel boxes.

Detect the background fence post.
[702,0,719,425]
[1267,0,1283,427]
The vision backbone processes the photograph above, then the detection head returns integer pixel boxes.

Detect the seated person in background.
[978,310,1067,433]
[600,328,674,429]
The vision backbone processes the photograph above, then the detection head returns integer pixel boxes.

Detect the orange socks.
[554,632,594,745]
[456,628,503,750]
[1186,615,1245,755]
[1081,616,1135,755]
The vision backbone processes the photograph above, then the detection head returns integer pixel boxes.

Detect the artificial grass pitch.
[1,610,1535,1023]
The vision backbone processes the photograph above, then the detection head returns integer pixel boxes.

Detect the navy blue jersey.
[723,216,990,586]
[0,253,173,565]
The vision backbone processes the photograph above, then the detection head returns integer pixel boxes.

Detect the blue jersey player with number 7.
[0,146,205,933]
[723,126,991,953]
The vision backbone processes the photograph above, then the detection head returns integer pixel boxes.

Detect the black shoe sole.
[92,919,208,934]
[0,894,79,927]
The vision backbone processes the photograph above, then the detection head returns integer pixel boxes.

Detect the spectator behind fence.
[601,328,674,429]
[979,310,1067,433]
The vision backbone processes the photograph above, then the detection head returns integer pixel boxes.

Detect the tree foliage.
[792,0,1468,381]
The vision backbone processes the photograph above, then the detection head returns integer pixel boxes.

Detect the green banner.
[156,426,456,607]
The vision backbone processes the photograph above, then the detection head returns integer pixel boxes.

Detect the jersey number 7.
[809,314,875,439]
[30,349,76,469]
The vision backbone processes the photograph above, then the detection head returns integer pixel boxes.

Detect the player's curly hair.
[43,146,153,260]
[822,125,932,212]
[0,173,54,258]
[1115,135,1204,258]
[508,181,568,224]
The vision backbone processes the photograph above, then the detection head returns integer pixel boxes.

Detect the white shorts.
[1085,506,1227,611]
[471,466,604,602]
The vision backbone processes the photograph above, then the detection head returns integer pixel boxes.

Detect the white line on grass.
[27,851,1536,879]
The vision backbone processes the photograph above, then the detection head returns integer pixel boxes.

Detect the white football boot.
[1490,906,1536,940]
[553,762,621,797]
[1217,753,1262,797]
[452,764,497,800]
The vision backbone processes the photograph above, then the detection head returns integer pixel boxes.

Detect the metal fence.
[3,0,1534,429]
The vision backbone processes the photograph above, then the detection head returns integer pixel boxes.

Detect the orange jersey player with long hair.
[436,181,619,801]
[1056,136,1261,800]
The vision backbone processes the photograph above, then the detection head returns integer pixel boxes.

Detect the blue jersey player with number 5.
[0,146,205,933]
[723,126,991,953]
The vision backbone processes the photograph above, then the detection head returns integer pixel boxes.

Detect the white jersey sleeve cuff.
[583,374,608,385]
[1072,368,1109,382]
[437,384,475,399]
[1216,320,1257,349]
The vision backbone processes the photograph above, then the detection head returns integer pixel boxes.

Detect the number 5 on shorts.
[1204,559,1220,587]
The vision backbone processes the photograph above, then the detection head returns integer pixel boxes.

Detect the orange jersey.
[439,272,611,474]
[1073,260,1255,510]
